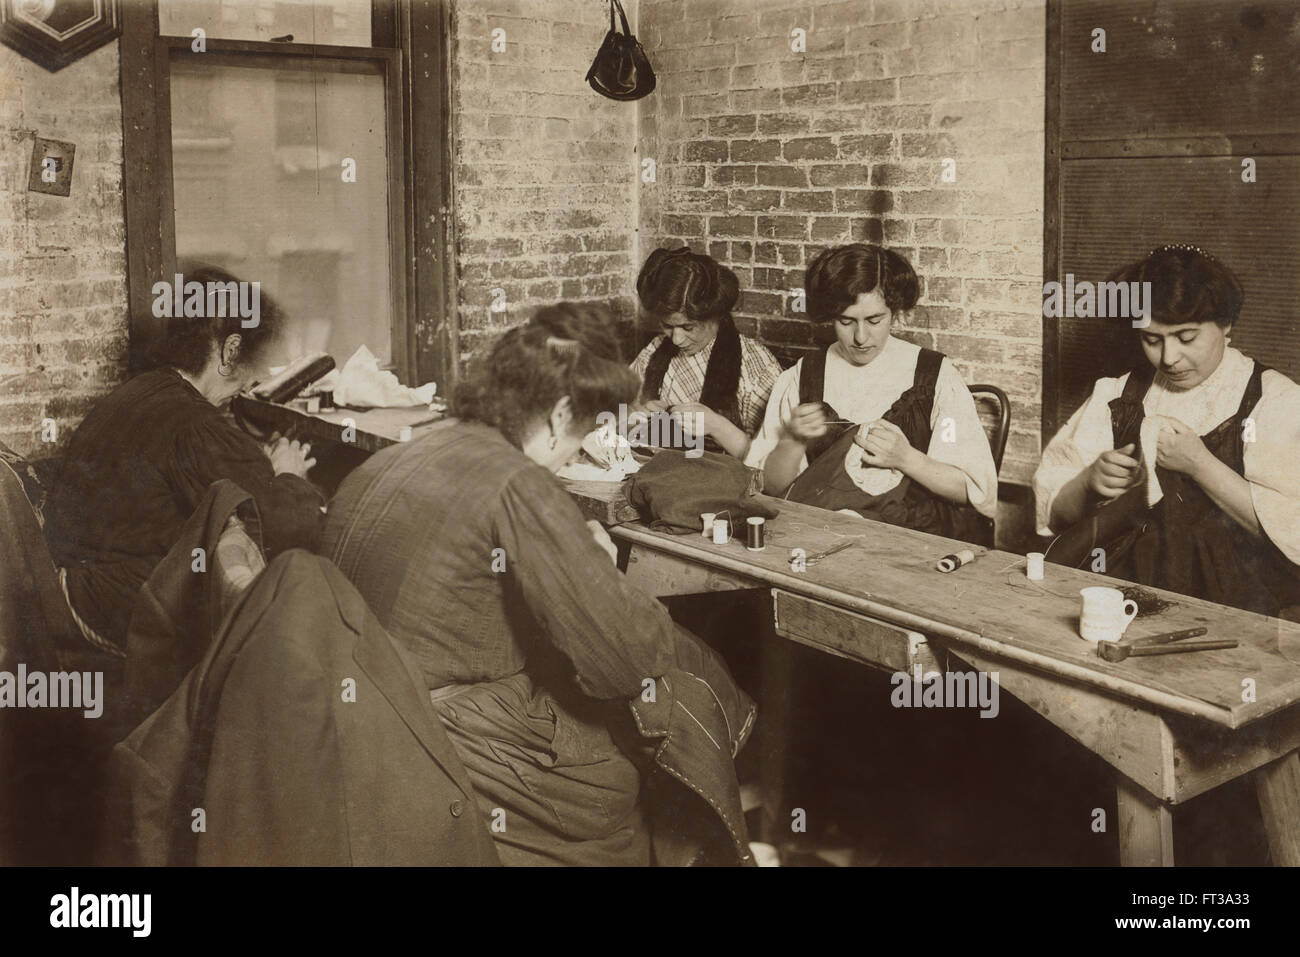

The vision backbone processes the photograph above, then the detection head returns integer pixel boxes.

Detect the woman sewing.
[630,247,781,458]
[322,302,752,866]
[746,243,997,544]
[43,265,321,652]
[1034,244,1300,618]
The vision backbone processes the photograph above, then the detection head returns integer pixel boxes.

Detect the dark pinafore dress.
[1100,360,1300,617]
[785,346,992,547]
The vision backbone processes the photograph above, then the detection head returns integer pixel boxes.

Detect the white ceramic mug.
[1079,586,1139,644]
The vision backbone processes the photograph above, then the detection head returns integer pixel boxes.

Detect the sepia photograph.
[1,0,1296,936]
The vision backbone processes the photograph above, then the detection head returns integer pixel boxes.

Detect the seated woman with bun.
[44,265,322,652]
[631,247,782,458]
[1034,245,1300,618]
[745,243,998,544]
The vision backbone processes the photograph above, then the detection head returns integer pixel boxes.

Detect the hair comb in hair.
[545,336,582,356]
[1152,243,1215,261]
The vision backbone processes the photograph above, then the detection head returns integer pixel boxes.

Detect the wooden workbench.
[227,396,1300,865]
[231,394,445,454]
[605,495,1300,867]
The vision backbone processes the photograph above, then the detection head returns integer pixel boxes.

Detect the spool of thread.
[305,395,321,414]
[398,426,413,443]
[936,549,975,573]
[1026,552,1045,581]
[701,512,716,537]
[746,516,766,551]
[320,391,335,412]
[712,518,730,545]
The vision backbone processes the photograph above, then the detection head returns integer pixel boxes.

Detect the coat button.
[449,800,464,817]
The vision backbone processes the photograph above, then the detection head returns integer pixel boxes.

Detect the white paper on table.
[332,345,437,408]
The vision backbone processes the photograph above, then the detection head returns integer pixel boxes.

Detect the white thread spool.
[701,512,716,538]
[712,518,730,545]
[936,549,974,573]
[398,426,413,442]
[1026,552,1045,581]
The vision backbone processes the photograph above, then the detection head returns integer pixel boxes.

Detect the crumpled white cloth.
[331,345,437,408]
[842,422,904,496]
[1139,414,1171,507]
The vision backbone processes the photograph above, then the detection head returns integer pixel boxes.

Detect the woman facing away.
[746,243,998,545]
[630,246,782,458]
[43,265,322,653]
[1034,244,1300,618]
[321,302,751,866]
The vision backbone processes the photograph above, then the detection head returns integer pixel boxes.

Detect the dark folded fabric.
[628,449,777,534]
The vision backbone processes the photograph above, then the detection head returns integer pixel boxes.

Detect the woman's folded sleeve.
[743,362,803,471]
[1244,371,1300,567]
[167,416,325,556]
[493,466,677,700]
[927,360,1000,520]
[1032,376,1124,536]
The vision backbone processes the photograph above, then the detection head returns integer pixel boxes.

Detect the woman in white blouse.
[1034,244,1300,617]
[746,244,998,545]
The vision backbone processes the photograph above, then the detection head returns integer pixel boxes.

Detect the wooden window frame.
[120,0,458,391]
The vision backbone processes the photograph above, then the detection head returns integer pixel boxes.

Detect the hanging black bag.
[586,0,656,101]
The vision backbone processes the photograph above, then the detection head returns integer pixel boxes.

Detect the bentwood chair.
[968,384,1011,474]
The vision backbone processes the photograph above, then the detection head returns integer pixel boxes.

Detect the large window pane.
[170,57,393,367]
[160,0,371,47]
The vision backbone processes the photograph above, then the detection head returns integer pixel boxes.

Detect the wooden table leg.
[758,627,794,847]
[1254,749,1300,866]
[1116,775,1175,866]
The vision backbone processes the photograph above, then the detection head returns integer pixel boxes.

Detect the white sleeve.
[743,361,805,472]
[1032,375,1126,536]
[629,337,660,383]
[1243,370,1300,568]
[926,359,1000,520]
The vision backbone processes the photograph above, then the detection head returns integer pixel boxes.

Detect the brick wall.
[0,43,129,459]
[451,0,641,360]
[638,0,1046,483]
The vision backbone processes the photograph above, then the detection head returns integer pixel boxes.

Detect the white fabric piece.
[333,345,437,408]
[843,427,905,495]
[1138,414,1168,507]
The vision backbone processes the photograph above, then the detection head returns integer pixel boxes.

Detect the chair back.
[968,384,1010,474]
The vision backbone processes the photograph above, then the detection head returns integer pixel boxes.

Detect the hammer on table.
[1097,626,1237,662]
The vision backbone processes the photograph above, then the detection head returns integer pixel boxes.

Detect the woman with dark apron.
[746,244,997,545]
[630,247,782,459]
[1035,245,1300,619]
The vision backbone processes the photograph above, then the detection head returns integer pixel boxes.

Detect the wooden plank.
[404,0,457,392]
[608,498,1300,728]
[758,628,795,847]
[1116,774,1176,867]
[119,0,167,373]
[623,544,756,598]
[772,590,935,675]
[230,395,443,453]
[1254,751,1300,866]
[562,480,641,525]
[950,644,1176,802]
[1169,706,1300,804]
[1041,0,1063,439]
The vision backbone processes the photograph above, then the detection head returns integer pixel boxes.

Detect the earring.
[548,433,558,451]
